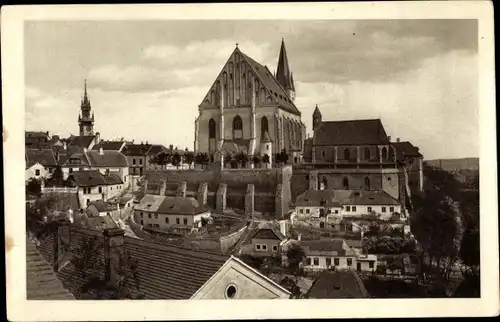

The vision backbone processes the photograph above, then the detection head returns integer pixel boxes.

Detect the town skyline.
[25,19,478,160]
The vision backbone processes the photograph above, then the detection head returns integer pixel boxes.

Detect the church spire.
[276,38,295,101]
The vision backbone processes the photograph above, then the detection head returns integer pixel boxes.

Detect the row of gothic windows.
[319,176,371,190]
[320,147,390,160]
[208,116,270,139]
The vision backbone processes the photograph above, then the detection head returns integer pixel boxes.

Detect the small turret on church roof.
[261,131,272,143]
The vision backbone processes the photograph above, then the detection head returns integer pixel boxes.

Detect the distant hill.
[425,158,479,171]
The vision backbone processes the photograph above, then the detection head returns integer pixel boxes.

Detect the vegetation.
[275,149,289,165]
[26,178,42,197]
[252,154,261,168]
[362,235,416,255]
[46,165,66,187]
[184,151,195,169]
[285,244,306,276]
[262,154,270,167]
[171,152,182,169]
[194,152,210,169]
[235,151,249,168]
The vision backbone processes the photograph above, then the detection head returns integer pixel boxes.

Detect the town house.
[25,148,58,181]
[66,170,125,208]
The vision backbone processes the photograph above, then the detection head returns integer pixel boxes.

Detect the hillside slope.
[425,158,479,171]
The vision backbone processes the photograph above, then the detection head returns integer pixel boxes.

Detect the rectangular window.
[165,217,169,224]
[35,169,40,176]
[390,206,394,212]
[176,218,180,224]
[367,206,372,212]
[256,244,261,250]
[69,168,73,173]
[140,159,143,165]
[326,258,331,266]
[334,210,339,214]
[347,258,352,266]
[140,213,143,218]
[154,214,158,220]
[98,187,102,193]
[306,209,310,214]
[183,218,188,225]
[133,159,136,165]
[148,214,151,219]
[86,199,90,206]
[352,206,356,212]
[272,245,278,251]
[299,209,303,214]
[262,244,267,251]
[313,258,319,266]
[382,207,387,213]
[307,258,312,265]
[334,258,339,266]
[346,206,350,212]
[369,261,374,269]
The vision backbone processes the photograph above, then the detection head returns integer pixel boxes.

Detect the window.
[322,150,325,158]
[367,207,372,212]
[232,115,243,139]
[176,218,180,224]
[382,147,388,159]
[272,245,278,251]
[352,206,357,212]
[390,206,394,212]
[347,258,352,266]
[262,244,267,250]
[133,159,136,165]
[139,159,143,165]
[98,187,102,193]
[148,214,151,219]
[346,206,350,212]
[69,168,73,174]
[307,258,312,265]
[364,148,370,160]
[382,207,387,213]
[334,258,339,266]
[261,116,269,137]
[154,214,158,219]
[320,177,327,190]
[344,148,350,160]
[334,210,339,214]
[35,169,40,176]
[326,258,331,266]
[369,261,374,269]
[299,209,303,214]
[313,258,319,266]
[141,213,143,218]
[86,199,90,206]
[364,177,371,190]
[183,218,188,225]
[209,118,216,139]
[306,209,310,214]
[226,285,237,299]
[342,177,349,189]
[256,244,261,250]
[165,217,169,224]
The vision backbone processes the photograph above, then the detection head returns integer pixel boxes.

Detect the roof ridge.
[321,118,382,124]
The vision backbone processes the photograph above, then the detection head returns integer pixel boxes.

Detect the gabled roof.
[250,221,286,241]
[134,194,167,212]
[157,196,207,215]
[26,239,75,300]
[26,148,57,167]
[85,150,129,168]
[295,190,342,207]
[84,216,118,231]
[105,173,123,185]
[67,135,95,149]
[62,152,91,167]
[26,131,50,138]
[306,270,370,299]
[92,141,125,152]
[392,141,423,158]
[146,144,167,156]
[301,238,351,256]
[122,143,152,156]
[87,200,115,212]
[67,170,108,187]
[313,119,390,146]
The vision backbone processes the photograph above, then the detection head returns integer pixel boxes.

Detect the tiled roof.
[26,131,50,138]
[122,143,152,156]
[301,238,351,256]
[105,173,123,185]
[157,196,207,215]
[26,148,57,167]
[261,131,272,143]
[146,144,167,156]
[392,141,423,158]
[62,152,91,167]
[87,200,115,213]
[313,119,390,146]
[240,51,301,116]
[67,135,96,149]
[85,216,119,231]
[68,170,108,187]
[250,222,286,241]
[26,239,75,300]
[306,270,370,299]
[92,141,125,151]
[85,150,128,167]
[124,237,229,299]
[135,194,166,212]
[295,190,342,207]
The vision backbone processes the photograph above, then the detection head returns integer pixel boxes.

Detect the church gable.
[190,256,291,299]
[199,46,299,115]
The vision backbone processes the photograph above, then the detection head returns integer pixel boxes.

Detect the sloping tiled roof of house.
[85,216,119,231]
[67,135,96,149]
[392,141,423,158]
[26,131,50,139]
[157,196,207,215]
[68,170,108,187]
[85,150,129,168]
[301,238,353,256]
[92,141,125,151]
[313,119,390,146]
[123,237,229,299]
[26,148,58,168]
[134,194,166,213]
[295,190,342,207]
[105,173,123,185]
[250,222,286,241]
[306,270,370,299]
[52,146,83,165]
[240,51,301,116]
[122,143,152,156]
[146,144,167,156]
[26,239,75,300]
[62,152,91,167]
[87,200,115,213]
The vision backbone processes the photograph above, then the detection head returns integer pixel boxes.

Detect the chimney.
[103,228,126,288]
[63,141,67,150]
[95,132,100,144]
[169,144,173,151]
[46,131,49,136]
[99,147,104,155]
[396,137,400,143]
[388,136,392,142]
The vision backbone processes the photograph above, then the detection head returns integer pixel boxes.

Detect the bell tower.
[312,104,322,131]
[276,38,296,102]
[78,79,94,136]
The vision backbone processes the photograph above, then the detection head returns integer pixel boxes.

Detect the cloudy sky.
[25,20,478,159]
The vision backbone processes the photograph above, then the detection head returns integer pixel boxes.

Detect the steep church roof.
[276,38,295,92]
[313,119,390,146]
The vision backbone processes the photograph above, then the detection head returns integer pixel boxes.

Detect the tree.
[262,154,270,168]
[156,152,171,167]
[184,151,194,169]
[171,152,181,169]
[224,153,233,167]
[252,154,261,168]
[286,244,306,275]
[235,151,248,168]
[48,165,65,187]
[26,178,42,197]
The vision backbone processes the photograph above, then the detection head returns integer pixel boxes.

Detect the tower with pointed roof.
[78,79,94,136]
[276,38,296,102]
[195,40,305,167]
[312,104,322,131]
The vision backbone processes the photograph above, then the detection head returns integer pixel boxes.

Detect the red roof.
[313,119,390,146]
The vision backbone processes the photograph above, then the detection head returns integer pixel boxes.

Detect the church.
[194,39,307,167]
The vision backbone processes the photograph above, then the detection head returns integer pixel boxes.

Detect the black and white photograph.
[3,2,498,320]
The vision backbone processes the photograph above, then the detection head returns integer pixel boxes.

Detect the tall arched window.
[342,177,349,190]
[261,116,269,137]
[233,115,243,139]
[364,148,370,160]
[344,148,350,160]
[364,177,371,190]
[208,119,216,138]
[382,147,388,159]
[320,177,328,190]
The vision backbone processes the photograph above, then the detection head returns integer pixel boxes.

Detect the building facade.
[194,40,306,166]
